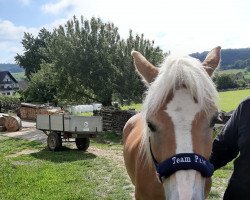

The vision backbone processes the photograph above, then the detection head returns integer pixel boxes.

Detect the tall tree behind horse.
[123,46,221,200]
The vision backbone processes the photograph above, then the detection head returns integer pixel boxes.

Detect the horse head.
[123,47,221,200]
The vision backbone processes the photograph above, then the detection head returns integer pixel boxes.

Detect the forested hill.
[0,64,24,73]
[190,48,250,69]
[1,48,250,72]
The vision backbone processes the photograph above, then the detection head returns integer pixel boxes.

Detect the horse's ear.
[131,51,159,84]
[202,46,221,76]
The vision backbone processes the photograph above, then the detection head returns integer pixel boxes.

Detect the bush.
[214,73,237,90]
[0,95,21,112]
[236,79,247,87]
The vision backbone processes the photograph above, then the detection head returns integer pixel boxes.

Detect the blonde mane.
[143,55,219,117]
[140,54,219,161]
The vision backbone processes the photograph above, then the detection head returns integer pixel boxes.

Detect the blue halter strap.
[149,138,214,182]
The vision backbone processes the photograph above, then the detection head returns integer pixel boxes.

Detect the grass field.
[0,134,133,200]
[1,89,248,199]
[245,73,250,79]
[122,89,250,112]
[219,89,250,112]
[0,131,232,200]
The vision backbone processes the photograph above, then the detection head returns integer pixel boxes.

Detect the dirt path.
[0,120,47,143]
[0,121,124,162]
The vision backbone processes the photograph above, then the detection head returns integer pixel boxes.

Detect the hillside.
[190,48,250,69]
[0,64,24,73]
[1,47,250,72]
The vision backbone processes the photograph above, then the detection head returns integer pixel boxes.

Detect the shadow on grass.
[30,146,96,163]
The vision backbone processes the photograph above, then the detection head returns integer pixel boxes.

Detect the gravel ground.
[0,120,47,143]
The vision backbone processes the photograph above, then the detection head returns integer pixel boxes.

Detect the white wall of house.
[0,74,19,96]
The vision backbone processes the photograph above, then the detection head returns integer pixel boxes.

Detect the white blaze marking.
[166,89,201,153]
[165,88,202,200]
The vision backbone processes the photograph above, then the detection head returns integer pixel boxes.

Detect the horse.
[123,46,221,200]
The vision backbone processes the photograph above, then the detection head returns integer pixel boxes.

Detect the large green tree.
[46,16,122,105]
[18,16,165,105]
[22,63,58,103]
[15,28,51,80]
[114,30,164,104]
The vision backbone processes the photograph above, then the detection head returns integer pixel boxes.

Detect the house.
[0,71,19,95]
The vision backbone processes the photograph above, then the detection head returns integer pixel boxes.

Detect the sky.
[0,0,250,63]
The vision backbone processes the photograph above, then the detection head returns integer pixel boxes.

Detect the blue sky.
[1,0,250,63]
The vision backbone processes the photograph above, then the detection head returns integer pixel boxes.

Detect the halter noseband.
[149,138,214,182]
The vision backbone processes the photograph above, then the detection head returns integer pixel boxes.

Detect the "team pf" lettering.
[172,155,206,165]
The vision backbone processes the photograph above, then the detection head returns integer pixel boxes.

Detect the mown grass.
[0,130,234,200]
[219,89,250,112]
[4,67,246,200]
[3,85,248,200]
[121,103,142,112]
[0,135,132,200]
[122,89,250,112]
[207,161,234,199]
[245,73,250,79]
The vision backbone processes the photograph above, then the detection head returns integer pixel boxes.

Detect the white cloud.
[0,20,36,41]
[3,0,250,63]
[45,0,248,54]
[19,0,31,6]
[0,41,23,63]
[41,0,75,15]
[0,20,38,63]
[94,0,250,53]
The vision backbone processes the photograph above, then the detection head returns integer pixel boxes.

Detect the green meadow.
[0,89,249,200]
[0,135,133,200]
[219,89,250,112]
[122,89,250,112]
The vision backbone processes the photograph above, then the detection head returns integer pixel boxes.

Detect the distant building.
[0,71,19,95]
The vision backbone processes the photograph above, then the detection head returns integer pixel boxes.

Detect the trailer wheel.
[75,137,90,151]
[47,132,62,151]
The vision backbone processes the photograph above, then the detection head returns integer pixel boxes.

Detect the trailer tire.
[76,137,90,151]
[47,132,62,151]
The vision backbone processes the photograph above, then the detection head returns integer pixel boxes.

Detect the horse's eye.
[147,121,157,132]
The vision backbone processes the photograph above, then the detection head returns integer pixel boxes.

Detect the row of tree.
[191,48,250,69]
[15,16,165,106]
[213,72,248,90]
[226,59,250,70]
